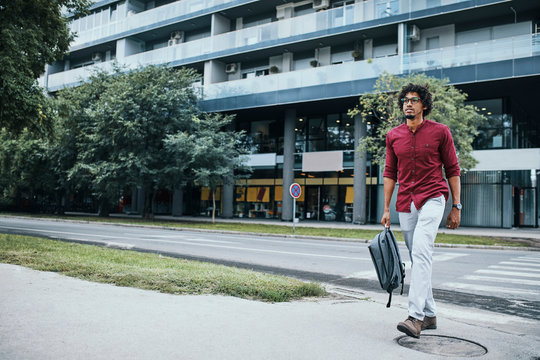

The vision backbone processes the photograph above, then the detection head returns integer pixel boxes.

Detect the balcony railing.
[47,32,538,92]
[69,0,474,48]
[69,0,246,47]
[198,33,540,101]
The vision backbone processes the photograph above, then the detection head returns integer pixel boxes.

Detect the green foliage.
[0,0,90,134]
[165,112,251,222]
[349,73,486,171]
[52,64,250,218]
[0,127,56,208]
[56,64,201,216]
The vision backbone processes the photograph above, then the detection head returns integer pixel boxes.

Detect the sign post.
[289,183,301,233]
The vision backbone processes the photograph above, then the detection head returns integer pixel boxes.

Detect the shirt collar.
[407,118,428,134]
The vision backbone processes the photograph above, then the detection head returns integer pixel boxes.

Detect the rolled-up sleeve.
[440,126,460,178]
[383,132,398,181]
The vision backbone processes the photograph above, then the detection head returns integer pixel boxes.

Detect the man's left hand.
[446,208,461,229]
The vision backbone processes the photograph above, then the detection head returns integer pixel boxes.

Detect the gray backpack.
[368,227,405,307]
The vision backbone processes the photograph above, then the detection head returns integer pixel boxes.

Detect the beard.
[405,114,415,119]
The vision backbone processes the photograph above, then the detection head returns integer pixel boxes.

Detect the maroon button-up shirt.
[383,119,460,212]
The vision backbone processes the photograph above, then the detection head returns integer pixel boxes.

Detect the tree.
[0,0,89,134]
[57,64,201,217]
[166,113,251,224]
[349,73,485,171]
[0,127,56,211]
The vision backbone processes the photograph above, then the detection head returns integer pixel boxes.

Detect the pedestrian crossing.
[345,252,468,280]
[440,254,540,300]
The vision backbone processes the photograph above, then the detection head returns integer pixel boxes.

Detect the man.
[381,83,461,338]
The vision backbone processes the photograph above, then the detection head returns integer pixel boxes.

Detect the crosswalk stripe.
[345,270,378,280]
[475,269,540,278]
[499,261,540,268]
[489,265,540,273]
[439,282,540,297]
[433,253,468,262]
[514,257,540,263]
[463,275,540,286]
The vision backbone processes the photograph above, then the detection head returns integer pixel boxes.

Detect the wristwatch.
[452,203,462,210]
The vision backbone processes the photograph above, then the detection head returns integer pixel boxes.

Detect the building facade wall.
[45,0,540,227]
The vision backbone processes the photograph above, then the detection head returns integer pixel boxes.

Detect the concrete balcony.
[198,33,540,111]
[47,33,539,97]
[69,0,255,49]
[68,0,496,50]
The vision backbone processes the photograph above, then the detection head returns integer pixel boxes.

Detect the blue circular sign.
[289,183,302,199]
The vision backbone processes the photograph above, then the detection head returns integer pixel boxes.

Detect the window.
[470,99,512,149]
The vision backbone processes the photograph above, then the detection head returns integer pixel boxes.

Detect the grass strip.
[3,213,528,247]
[0,234,326,302]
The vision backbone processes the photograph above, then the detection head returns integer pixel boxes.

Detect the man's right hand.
[380,210,391,228]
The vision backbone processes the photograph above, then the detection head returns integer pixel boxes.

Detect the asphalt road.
[1,216,539,319]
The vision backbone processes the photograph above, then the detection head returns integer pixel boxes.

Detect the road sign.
[289,183,301,199]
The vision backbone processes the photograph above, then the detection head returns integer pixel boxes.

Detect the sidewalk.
[1,263,539,359]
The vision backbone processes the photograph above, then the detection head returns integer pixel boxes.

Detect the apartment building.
[41,0,540,227]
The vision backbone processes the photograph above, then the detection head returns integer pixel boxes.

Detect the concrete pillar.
[282,52,293,72]
[222,118,235,218]
[363,38,373,59]
[211,13,230,35]
[281,109,296,221]
[398,23,409,73]
[172,188,183,216]
[353,114,367,224]
[222,177,234,218]
[398,23,408,55]
[204,60,227,84]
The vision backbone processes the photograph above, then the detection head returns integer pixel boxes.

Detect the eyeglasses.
[401,97,421,104]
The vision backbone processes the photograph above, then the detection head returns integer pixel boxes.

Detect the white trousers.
[398,195,445,320]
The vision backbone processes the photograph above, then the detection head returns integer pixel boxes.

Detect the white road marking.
[489,265,540,272]
[345,270,378,279]
[475,269,540,278]
[212,234,367,249]
[134,239,371,261]
[151,237,232,244]
[433,253,468,262]
[0,225,135,240]
[463,275,540,286]
[499,261,540,268]
[514,256,540,263]
[439,282,540,297]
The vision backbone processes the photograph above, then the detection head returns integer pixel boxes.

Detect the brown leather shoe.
[422,316,437,330]
[397,316,422,338]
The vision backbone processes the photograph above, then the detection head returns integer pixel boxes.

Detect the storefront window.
[296,113,355,153]
[295,117,306,153]
[307,117,325,152]
[470,98,513,149]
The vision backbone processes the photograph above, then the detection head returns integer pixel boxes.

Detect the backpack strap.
[386,291,392,308]
[400,270,405,295]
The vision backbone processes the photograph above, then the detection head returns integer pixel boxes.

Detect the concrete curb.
[2,214,539,251]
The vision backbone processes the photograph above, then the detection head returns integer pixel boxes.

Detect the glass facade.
[294,113,354,154]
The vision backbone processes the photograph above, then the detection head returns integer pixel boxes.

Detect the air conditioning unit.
[313,0,329,10]
[225,63,238,74]
[408,25,420,42]
[168,30,184,46]
[91,52,102,62]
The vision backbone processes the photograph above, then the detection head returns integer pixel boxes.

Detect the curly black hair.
[397,83,433,117]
